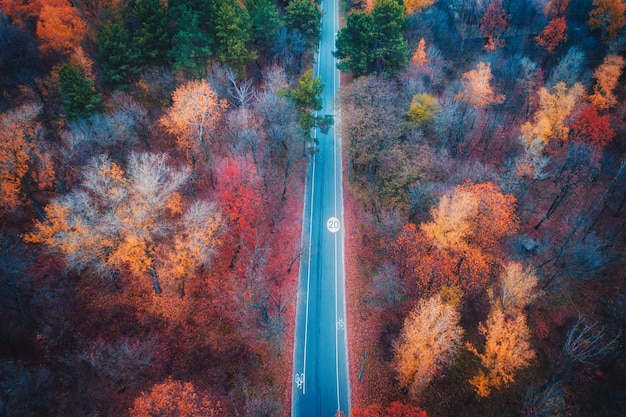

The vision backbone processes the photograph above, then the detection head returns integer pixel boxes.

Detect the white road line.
[303,151,314,396]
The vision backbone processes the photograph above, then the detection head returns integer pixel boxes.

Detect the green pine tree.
[213,0,256,75]
[97,22,136,87]
[284,0,321,48]
[168,4,210,77]
[58,64,105,120]
[246,0,283,53]
[334,0,409,77]
[290,70,333,141]
[132,0,171,68]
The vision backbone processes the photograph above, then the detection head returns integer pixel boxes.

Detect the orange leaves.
[353,402,428,417]
[0,103,47,210]
[467,306,535,397]
[160,79,227,161]
[589,54,625,110]
[129,377,222,417]
[393,181,518,294]
[36,1,86,54]
[394,292,463,398]
[404,0,436,15]
[588,0,626,40]
[457,62,505,107]
[410,38,427,67]
[535,17,568,53]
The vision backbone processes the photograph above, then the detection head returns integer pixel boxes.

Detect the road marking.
[327,216,340,233]
[295,373,304,391]
[337,318,345,330]
[302,147,315,397]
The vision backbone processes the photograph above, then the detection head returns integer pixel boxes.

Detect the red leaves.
[536,17,568,53]
[568,104,615,151]
[352,402,428,417]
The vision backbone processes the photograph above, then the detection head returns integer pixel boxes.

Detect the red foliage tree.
[568,104,615,151]
[480,1,508,50]
[536,17,568,53]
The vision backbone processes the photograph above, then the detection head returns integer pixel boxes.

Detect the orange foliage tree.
[352,402,428,417]
[467,306,535,397]
[404,0,435,15]
[393,181,518,295]
[26,153,222,295]
[160,79,228,164]
[395,292,463,398]
[0,103,53,213]
[480,0,508,50]
[456,62,505,107]
[36,0,86,55]
[535,17,567,53]
[129,377,222,417]
[589,54,625,110]
[588,0,626,40]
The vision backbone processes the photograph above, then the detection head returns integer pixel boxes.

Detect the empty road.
[291,0,350,416]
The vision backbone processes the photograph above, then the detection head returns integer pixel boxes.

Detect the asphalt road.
[291,0,350,416]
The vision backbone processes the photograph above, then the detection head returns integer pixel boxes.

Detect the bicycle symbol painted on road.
[295,373,304,391]
[337,318,345,330]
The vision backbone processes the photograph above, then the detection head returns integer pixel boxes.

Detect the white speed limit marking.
[327,217,340,233]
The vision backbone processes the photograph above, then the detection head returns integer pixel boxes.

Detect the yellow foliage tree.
[456,62,505,107]
[495,262,538,314]
[468,306,535,397]
[404,0,436,15]
[408,93,439,125]
[395,292,463,398]
[590,54,625,110]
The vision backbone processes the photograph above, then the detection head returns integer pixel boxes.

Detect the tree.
[395,293,463,398]
[213,0,255,75]
[97,22,135,87]
[284,0,321,48]
[168,3,210,77]
[247,0,283,54]
[129,377,222,417]
[535,17,567,53]
[568,104,615,151]
[25,153,222,295]
[404,0,435,15]
[494,262,538,314]
[58,63,106,120]
[159,79,227,164]
[468,306,536,397]
[588,0,626,40]
[352,402,428,417]
[456,62,505,107]
[589,54,625,110]
[393,181,518,294]
[131,0,171,68]
[335,0,409,77]
[0,104,52,213]
[480,0,508,50]
[407,93,439,125]
[290,70,333,142]
[36,0,86,55]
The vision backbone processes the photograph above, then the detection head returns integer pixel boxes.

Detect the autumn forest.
[1,0,625,416]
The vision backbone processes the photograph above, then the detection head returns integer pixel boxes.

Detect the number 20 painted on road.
[326,217,340,233]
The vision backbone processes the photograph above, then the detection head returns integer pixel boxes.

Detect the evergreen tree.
[247,0,283,53]
[168,4,210,77]
[97,22,135,87]
[132,0,171,68]
[290,70,333,142]
[213,0,256,75]
[335,0,409,76]
[58,64,105,120]
[285,0,321,48]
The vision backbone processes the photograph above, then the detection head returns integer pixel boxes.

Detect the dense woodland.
[1,0,625,416]
[337,0,626,416]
